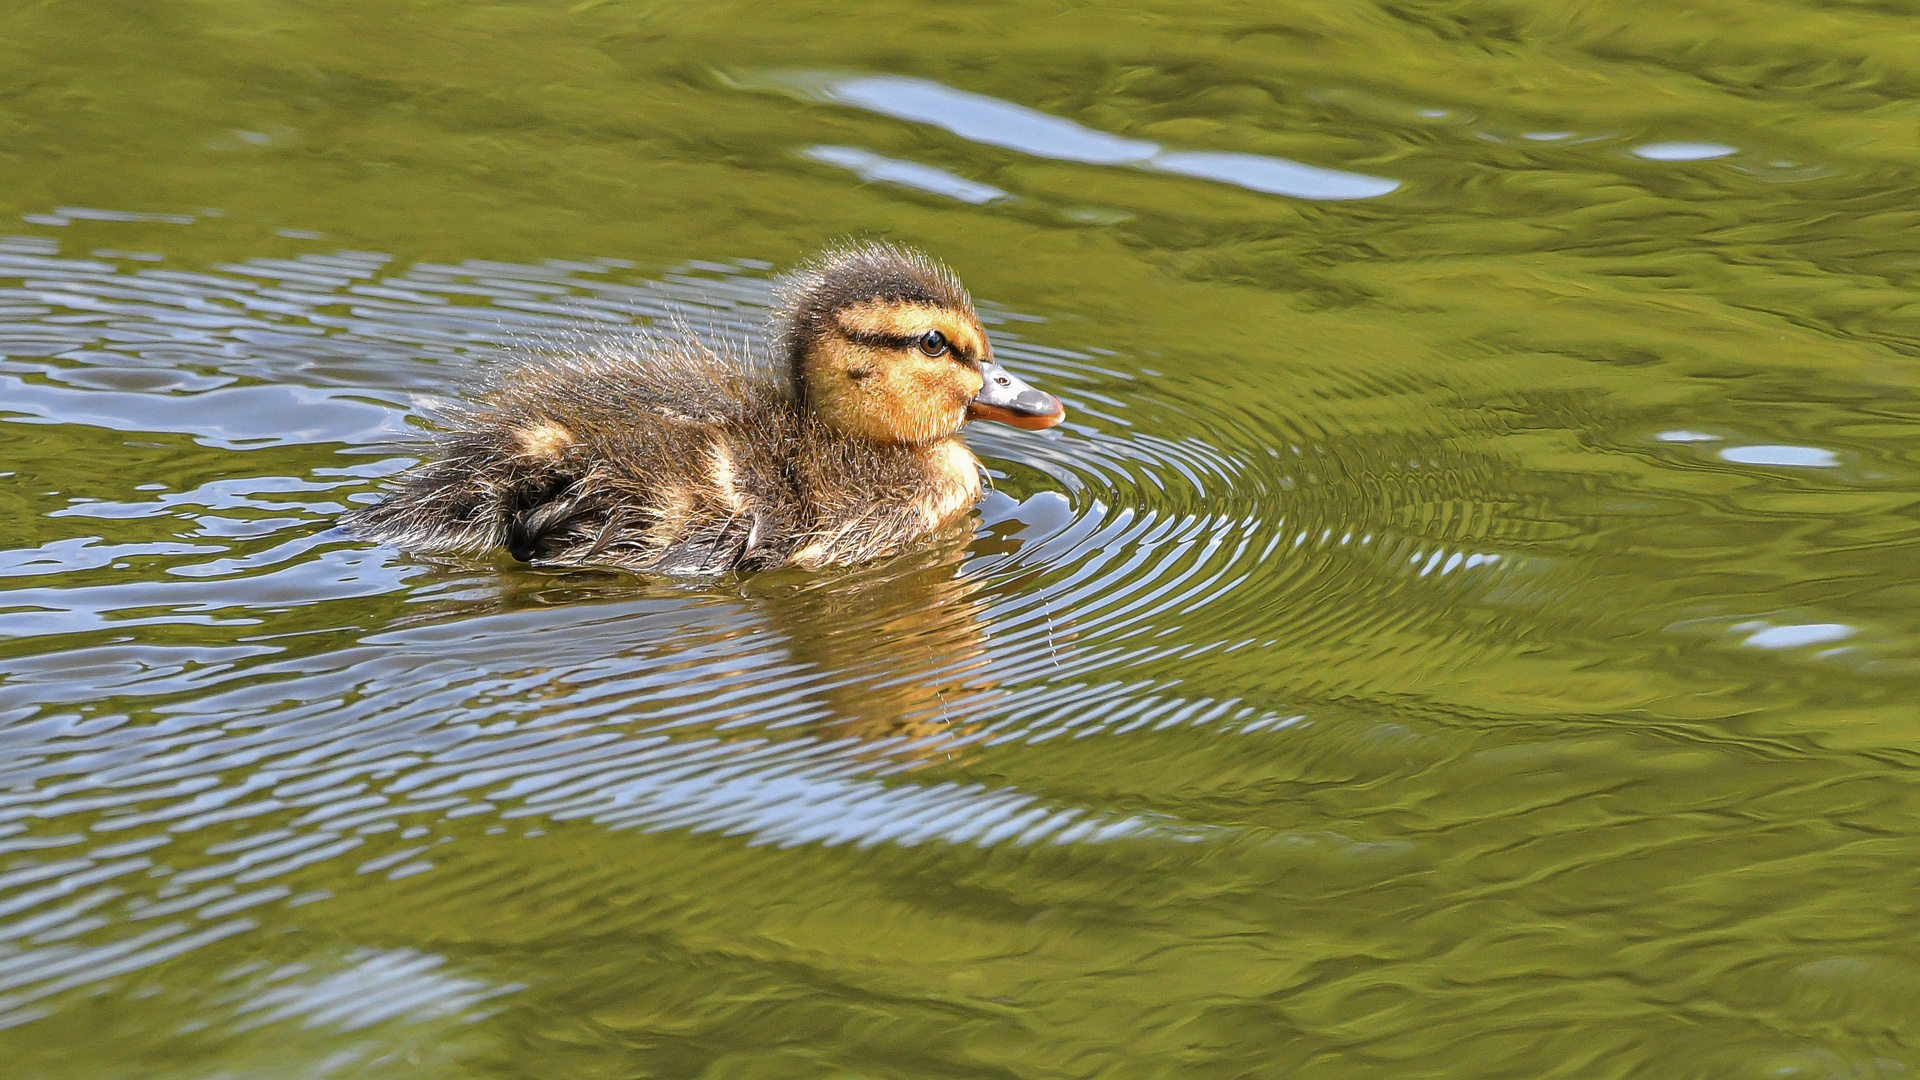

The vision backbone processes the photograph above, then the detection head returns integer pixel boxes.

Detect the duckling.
[342,242,1065,574]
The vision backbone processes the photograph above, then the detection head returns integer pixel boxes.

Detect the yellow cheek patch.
[907,359,977,408]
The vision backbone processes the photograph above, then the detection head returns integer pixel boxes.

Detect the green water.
[5,1,1920,1077]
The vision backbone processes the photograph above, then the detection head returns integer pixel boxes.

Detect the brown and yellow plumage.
[341,242,1064,574]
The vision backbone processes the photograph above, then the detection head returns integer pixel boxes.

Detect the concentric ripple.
[0,236,1545,1029]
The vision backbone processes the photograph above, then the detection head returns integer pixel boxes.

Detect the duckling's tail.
[340,426,587,560]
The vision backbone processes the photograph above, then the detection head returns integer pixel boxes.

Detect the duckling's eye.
[917,330,948,357]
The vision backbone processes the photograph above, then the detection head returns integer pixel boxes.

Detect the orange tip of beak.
[968,396,1065,430]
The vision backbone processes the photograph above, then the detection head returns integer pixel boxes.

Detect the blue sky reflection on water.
[783,72,1402,200]
[799,145,1013,205]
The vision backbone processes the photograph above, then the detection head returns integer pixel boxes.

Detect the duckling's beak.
[969,360,1065,430]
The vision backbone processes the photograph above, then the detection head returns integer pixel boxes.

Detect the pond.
[6,2,1920,1077]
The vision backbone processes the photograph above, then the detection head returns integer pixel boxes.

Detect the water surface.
[6,2,1920,1077]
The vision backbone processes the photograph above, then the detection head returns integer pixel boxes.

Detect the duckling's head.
[775,242,1065,444]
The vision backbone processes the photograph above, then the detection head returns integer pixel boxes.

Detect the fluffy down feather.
[342,240,1010,575]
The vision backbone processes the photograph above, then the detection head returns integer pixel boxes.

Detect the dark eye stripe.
[837,325,977,360]
[839,328,925,349]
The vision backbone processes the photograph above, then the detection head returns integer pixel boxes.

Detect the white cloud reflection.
[1719,444,1840,468]
[758,73,1399,201]
[799,145,1012,204]
[1633,142,1737,161]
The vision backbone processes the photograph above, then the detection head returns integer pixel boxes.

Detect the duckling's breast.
[915,438,983,530]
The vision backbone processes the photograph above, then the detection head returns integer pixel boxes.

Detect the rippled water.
[7,2,1920,1077]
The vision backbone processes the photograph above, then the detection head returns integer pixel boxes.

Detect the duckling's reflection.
[380,508,1054,768]
[738,524,999,756]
